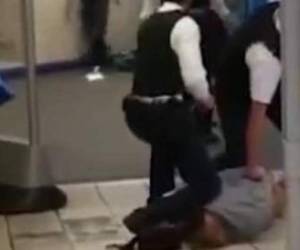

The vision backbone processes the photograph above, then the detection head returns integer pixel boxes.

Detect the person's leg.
[216,93,249,169]
[160,135,221,222]
[164,102,221,213]
[123,98,176,203]
[149,144,175,203]
[124,103,221,232]
[178,140,221,202]
[124,150,219,237]
[221,113,248,168]
[81,0,109,65]
[80,0,95,39]
[91,0,110,65]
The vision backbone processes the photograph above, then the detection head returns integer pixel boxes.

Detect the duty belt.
[127,94,184,104]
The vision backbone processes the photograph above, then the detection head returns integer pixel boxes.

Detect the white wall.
[0,0,23,61]
[34,0,143,62]
[0,0,142,64]
[33,0,84,63]
[106,0,142,53]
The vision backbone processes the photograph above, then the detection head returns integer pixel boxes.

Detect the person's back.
[216,1,281,126]
[214,2,281,171]
[122,1,221,244]
[189,4,228,142]
[190,7,228,82]
[133,11,185,96]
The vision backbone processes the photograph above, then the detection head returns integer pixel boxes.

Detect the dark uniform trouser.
[216,86,281,169]
[123,98,221,223]
[81,0,109,64]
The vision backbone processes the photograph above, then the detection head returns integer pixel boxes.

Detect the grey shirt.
[206,169,273,242]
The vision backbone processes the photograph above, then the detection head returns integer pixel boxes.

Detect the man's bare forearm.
[245,101,268,178]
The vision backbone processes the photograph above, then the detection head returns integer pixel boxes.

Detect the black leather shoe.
[123,207,157,234]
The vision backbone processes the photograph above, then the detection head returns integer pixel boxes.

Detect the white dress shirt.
[158,2,211,102]
[245,13,281,104]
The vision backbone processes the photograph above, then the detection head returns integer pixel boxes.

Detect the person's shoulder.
[245,42,278,65]
[173,15,200,34]
[190,8,228,33]
[177,15,199,27]
[190,8,221,20]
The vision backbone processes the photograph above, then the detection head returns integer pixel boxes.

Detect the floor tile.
[72,223,132,250]
[218,244,255,250]
[252,239,285,250]
[63,217,122,242]
[59,184,111,221]
[5,179,287,250]
[74,239,126,250]
[13,234,72,250]
[253,219,286,250]
[8,212,63,236]
[117,226,133,241]
[0,217,12,250]
[97,179,147,219]
[256,219,285,242]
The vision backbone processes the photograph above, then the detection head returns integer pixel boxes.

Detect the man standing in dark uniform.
[123,0,221,235]
[117,3,282,249]
[215,2,281,180]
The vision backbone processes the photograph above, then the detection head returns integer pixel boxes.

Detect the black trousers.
[215,86,281,168]
[81,0,109,65]
[123,98,221,223]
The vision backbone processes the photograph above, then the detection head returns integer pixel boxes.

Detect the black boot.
[124,187,200,234]
[138,220,197,250]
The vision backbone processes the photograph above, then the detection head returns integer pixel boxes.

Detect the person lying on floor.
[189,168,285,248]
[110,169,285,250]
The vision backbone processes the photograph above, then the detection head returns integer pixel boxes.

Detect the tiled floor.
[0,180,285,250]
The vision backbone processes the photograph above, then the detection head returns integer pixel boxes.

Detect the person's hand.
[196,95,215,114]
[244,165,266,182]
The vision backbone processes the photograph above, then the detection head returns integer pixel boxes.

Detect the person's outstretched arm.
[245,43,281,180]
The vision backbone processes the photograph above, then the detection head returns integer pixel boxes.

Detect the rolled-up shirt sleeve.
[171,17,210,102]
[245,42,282,104]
